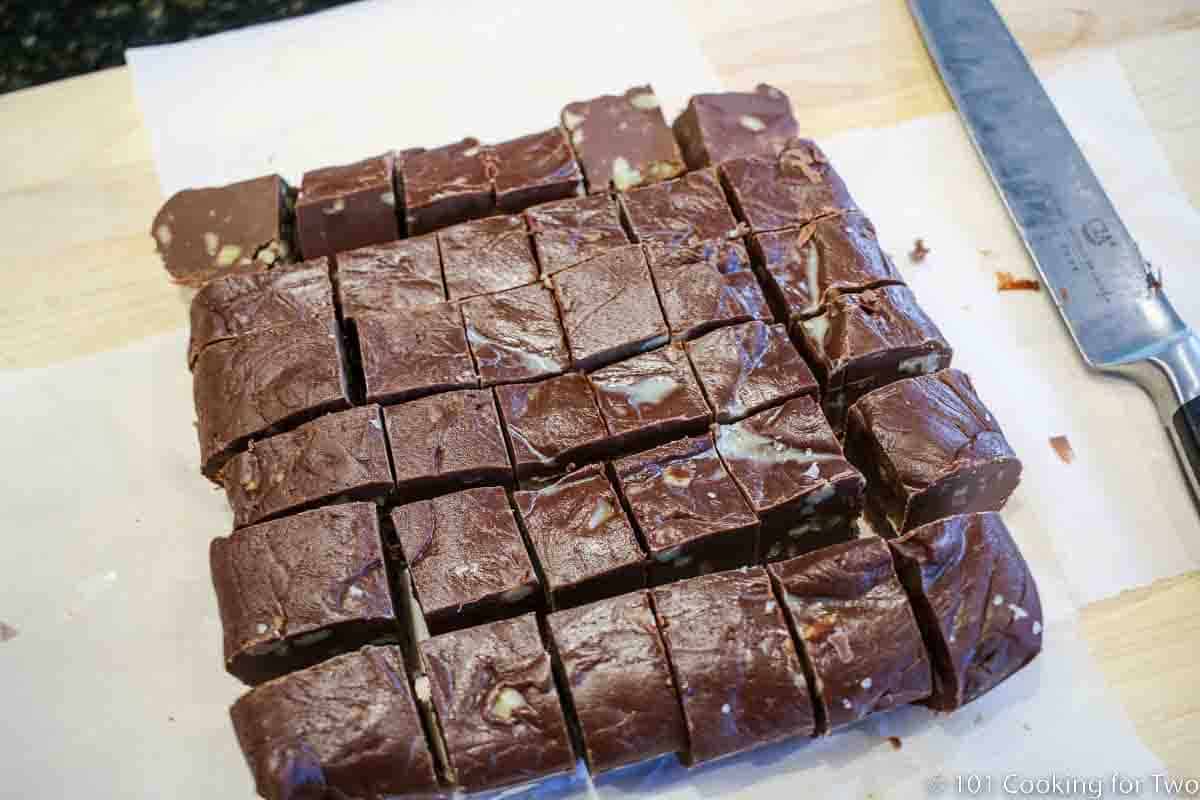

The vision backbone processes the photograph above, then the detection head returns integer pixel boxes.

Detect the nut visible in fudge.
[335,235,445,319]
[719,138,856,233]
[401,138,495,236]
[437,214,539,301]
[672,84,800,169]
[461,281,569,385]
[589,345,711,453]
[295,153,399,259]
[492,127,584,213]
[495,373,611,479]
[525,192,631,277]
[618,168,740,248]
[355,301,478,404]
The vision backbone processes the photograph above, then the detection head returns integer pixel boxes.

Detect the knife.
[908,0,1200,503]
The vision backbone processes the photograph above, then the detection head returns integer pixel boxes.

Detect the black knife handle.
[1173,396,1200,504]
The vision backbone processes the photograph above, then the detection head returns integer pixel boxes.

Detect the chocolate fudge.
[221,405,393,528]
[295,154,398,259]
[419,614,575,791]
[492,127,584,213]
[460,281,569,385]
[562,85,686,192]
[769,538,931,732]
[210,502,398,685]
[889,512,1043,710]
[613,434,759,584]
[514,464,645,609]
[495,373,610,478]
[230,646,437,800]
[652,567,815,765]
[187,259,335,368]
[355,302,477,404]
[673,84,800,169]
[384,389,511,499]
[546,591,685,773]
[335,235,445,319]
[400,138,495,236]
[151,174,293,287]
[551,245,669,371]
[194,319,350,478]
[716,396,865,561]
[393,487,538,634]
[652,250,770,341]
[618,168,740,248]
[525,193,630,276]
[643,234,753,272]
[720,138,856,233]
[437,215,539,300]
[686,320,818,423]
[589,346,710,453]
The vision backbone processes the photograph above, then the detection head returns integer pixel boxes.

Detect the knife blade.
[908,0,1200,504]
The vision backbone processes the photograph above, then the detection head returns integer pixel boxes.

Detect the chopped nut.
[155,224,173,248]
[571,129,585,146]
[996,271,1040,291]
[646,160,682,181]
[1049,435,1074,464]
[629,91,660,110]
[888,736,902,751]
[379,191,395,207]
[739,114,766,132]
[562,109,584,131]
[779,146,822,183]
[414,674,432,704]
[490,687,527,722]
[909,238,930,263]
[203,232,220,256]
[216,244,242,267]
[322,198,346,215]
[462,145,480,158]
[611,157,643,192]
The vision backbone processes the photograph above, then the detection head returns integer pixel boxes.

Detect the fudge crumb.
[1022,722,1033,732]
[909,238,930,263]
[1049,435,1074,464]
[0,621,16,642]
[1059,287,1069,303]
[996,271,1040,291]
[1146,266,1163,291]
[887,736,902,751]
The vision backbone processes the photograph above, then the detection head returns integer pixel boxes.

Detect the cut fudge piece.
[652,249,770,341]
[685,320,818,423]
[561,84,686,193]
[643,235,753,272]
[460,282,569,385]
[525,193,630,276]
[888,512,1043,710]
[151,174,293,287]
[769,537,931,732]
[419,614,575,791]
[495,374,610,478]
[393,487,538,634]
[748,212,903,321]
[492,127,584,213]
[295,154,398,259]
[355,302,477,404]
[651,567,815,765]
[335,235,445,319]
[796,284,952,429]
[514,464,645,610]
[673,84,800,169]
[400,138,495,236]
[618,168,739,248]
[384,389,511,499]
[194,318,350,478]
[551,245,669,371]
[589,346,710,453]
[613,434,759,584]
[719,138,856,233]
[221,405,393,528]
[845,369,1021,534]
[437,215,539,300]
[230,646,437,800]
[546,591,685,773]
[716,396,865,562]
[210,502,398,685]
[187,258,334,368]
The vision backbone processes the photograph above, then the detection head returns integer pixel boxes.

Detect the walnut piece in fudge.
[845,369,1021,534]
[492,127,584,213]
[562,84,686,193]
[151,174,293,287]
[295,154,398,259]
[335,235,445,319]
[495,373,610,479]
[673,84,800,169]
[437,214,539,301]
[589,346,711,453]
[652,245,770,341]
[888,512,1043,710]
[525,192,630,276]
[461,281,569,385]
[355,301,477,404]
[400,138,495,236]
[720,138,856,233]
[618,168,739,249]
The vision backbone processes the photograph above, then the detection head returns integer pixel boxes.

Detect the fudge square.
[525,193,630,277]
[551,244,669,371]
[672,84,800,169]
[230,646,438,800]
[492,127,584,213]
[384,389,511,500]
[437,214,539,301]
[335,235,445,320]
[685,320,818,423]
[613,433,759,584]
[651,567,815,765]
[419,614,575,792]
[545,590,686,774]
[295,153,398,259]
[845,369,1022,534]
[888,512,1043,710]
[460,281,569,385]
[354,301,477,404]
[716,396,865,562]
[495,373,610,479]
[618,168,739,249]
[210,502,398,685]
[514,463,645,610]
[652,250,770,341]
[399,137,495,236]
[720,138,857,233]
[561,84,686,193]
[769,537,932,732]
[221,405,393,528]
[392,487,539,635]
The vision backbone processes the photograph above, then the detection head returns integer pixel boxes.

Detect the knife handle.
[1174,397,1200,503]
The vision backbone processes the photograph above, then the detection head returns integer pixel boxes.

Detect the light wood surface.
[1,0,1197,778]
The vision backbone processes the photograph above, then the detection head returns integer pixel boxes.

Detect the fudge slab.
[222,405,393,528]
[437,214,539,301]
[844,369,1021,534]
[719,138,856,233]
[295,154,398,259]
[461,281,569,385]
[643,235,753,273]
[769,537,931,733]
[618,168,739,249]
[673,84,799,169]
[495,373,610,478]
[492,127,584,213]
[355,302,478,405]
[589,346,711,454]
[401,138,495,236]
[230,646,437,800]
[889,512,1043,710]
[525,193,630,276]
[652,567,815,765]
[335,235,445,319]
[546,591,685,773]
[210,502,397,685]
[419,614,575,792]
[651,244,769,341]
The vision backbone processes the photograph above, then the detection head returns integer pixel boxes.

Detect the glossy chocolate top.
[495,373,609,477]
[653,256,770,341]
[589,346,710,447]
[619,168,739,248]
[461,282,569,385]
[525,193,630,276]
[643,235,753,273]
[673,84,799,169]
[492,127,584,213]
[438,214,539,300]
[720,139,856,233]
[296,153,399,259]
[336,236,445,319]
[384,389,511,493]
[401,137,495,234]
[356,302,477,404]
